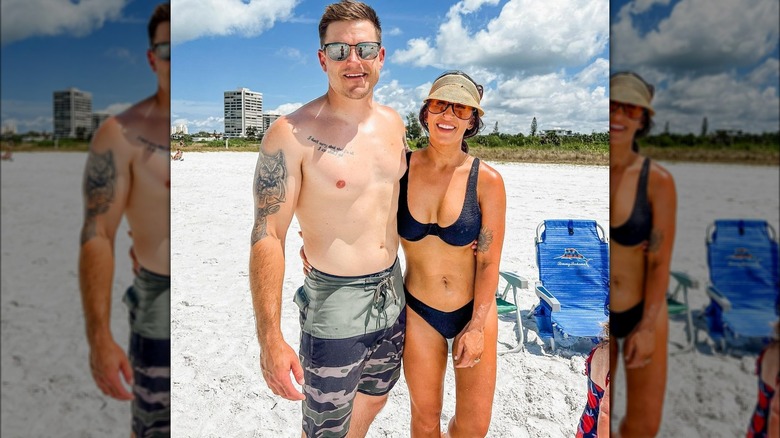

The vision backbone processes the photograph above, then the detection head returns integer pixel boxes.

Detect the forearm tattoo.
[647,229,663,252]
[80,150,116,245]
[251,150,287,245]
[477,227,494,253]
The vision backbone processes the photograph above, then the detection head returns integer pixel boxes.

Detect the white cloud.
[268,103,303,115]
[652,70,780,134]
[105,47,138,64]
[612,0,779,72]
[275,46,307,64]
[1,0,127,46]
[96,103,132,115]
[386,27,403,37]
[172,0,299,45]
[392,0,608,74]
[630,0,671,14]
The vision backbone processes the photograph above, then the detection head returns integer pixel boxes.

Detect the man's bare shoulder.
[375,103,404,128]
[91,95,165,155]
[262,97,327,152]
[89,116,128,153]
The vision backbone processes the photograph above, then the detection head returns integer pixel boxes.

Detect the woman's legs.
[620,303,668,437]
[448,303,498,438]
[404,305,449,437]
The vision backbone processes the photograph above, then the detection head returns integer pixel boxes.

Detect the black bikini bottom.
[612,300,644,339]
[404,286,473,340]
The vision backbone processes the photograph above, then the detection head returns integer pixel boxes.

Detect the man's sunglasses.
[151,42,170,61]
[321,42,381,62]
[427,99,474,120]
[610,101,645,120]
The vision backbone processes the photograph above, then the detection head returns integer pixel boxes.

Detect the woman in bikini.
[398,71,505,437]
[609,71,677,437]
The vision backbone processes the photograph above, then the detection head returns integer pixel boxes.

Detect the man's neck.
[324,88,375,121]
[154,87,170,112]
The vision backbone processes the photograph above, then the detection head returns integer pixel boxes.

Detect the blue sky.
[171,0,610,135]
[610,0,779,134]
[1,0,164,134]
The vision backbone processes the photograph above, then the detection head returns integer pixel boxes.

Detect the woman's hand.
[298,231,312,276]
[453,322,484,368]
[624,324,655,368]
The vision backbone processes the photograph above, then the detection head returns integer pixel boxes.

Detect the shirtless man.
[248,1,408,436]
[78,4,170,436]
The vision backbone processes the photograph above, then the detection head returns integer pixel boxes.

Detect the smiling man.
[78,3,171,437]
[247,1,409,436]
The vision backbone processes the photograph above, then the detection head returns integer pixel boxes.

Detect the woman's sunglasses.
[321,42,381,62]
[610,101,645,120]
[427,99,474,120]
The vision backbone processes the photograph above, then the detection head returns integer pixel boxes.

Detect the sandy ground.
[169,151,609,437]
[610,161,780,437]
[3,152,774,437]
[1,153,135,437]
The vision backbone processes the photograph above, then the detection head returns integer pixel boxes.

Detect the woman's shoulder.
[475,158,504,185]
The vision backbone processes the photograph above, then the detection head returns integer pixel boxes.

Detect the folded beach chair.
[667,271,698,353]
[531,220,609,350]
[703,219,779,350]
[495,271,529,354]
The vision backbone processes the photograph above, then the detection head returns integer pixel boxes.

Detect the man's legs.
[345,392,389,438]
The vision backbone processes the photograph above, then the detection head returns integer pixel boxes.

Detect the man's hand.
[89,340,134,400]
[452,322,484,368]
[624,325,655,368]
[259,341,306,401]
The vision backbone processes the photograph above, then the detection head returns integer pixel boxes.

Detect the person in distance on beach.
[609,71,677,437]
[78,3,171,436]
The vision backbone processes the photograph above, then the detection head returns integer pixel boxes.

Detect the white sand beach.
[169,151,609,437]
[1,153,135,437]
[4,151,774,437]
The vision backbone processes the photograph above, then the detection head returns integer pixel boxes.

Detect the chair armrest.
[671,271,699,289]
[707,285,732,311]
[535,285,561,312]
[499,271,528,289]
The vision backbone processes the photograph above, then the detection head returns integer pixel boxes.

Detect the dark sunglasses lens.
[428,100,447,113]
[356,43,379,60]
[325,43,349,61]
[154,43,170,60]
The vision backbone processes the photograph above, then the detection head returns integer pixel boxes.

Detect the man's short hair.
[148,3,170,46]
[318,0,381,46]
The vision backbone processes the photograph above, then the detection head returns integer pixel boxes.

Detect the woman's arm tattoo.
[477,226,494,253]
[251,150,287,245]
[80,150,116,245]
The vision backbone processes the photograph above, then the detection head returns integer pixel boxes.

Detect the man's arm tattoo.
[80,150,116,245]
[477,227,494,253]
[251,150,287,246]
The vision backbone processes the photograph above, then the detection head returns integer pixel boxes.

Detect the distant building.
[54,87,93,139]
[92,112,111,134]
[542,128,574,136]
[262,113,280,132]
[224,87,263,138]
[1,121,16,136]
[171,123,188,135]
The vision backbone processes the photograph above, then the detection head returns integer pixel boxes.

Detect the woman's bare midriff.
[610,243,646,312]
[401,237,476,311]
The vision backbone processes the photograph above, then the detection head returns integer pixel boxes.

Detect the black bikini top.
[398,151,482,247]
[610,157,652,246]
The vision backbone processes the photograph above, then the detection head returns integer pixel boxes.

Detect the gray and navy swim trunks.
[123,267,170,438]
[294,258,406,437]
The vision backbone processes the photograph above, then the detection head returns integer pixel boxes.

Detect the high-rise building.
[53,87,92,139]
[224,87,263,138]
[262,113,280,133]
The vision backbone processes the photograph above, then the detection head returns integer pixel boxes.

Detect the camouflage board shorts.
[123,267,170,438]
[294,258,406,437]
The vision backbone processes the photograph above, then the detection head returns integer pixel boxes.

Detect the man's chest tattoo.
[308,135,353,157]
[136,135,170,155]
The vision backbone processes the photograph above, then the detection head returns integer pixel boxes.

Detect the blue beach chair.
[531,220,609,350]
[703,219,779,350]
